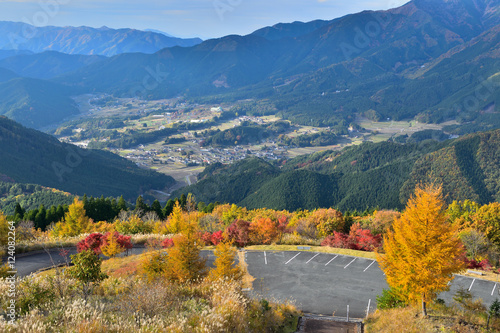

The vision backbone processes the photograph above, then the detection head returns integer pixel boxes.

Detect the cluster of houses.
[122,139,289,169]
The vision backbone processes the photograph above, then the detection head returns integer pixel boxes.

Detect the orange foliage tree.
[378,184,464,316]
[363,210,401,235]
[249,217,279,245]
[167,201,185,234]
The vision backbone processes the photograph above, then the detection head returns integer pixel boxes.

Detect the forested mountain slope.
[0,116,175,200]
[174,129,500,211]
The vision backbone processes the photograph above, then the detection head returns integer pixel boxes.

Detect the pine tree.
[179,194,187,209]
[163,199,174,218]
[378,184,464,316]
[151,200,163,220]
[56,205,66,221]
[135,195,149,214]
[45,206,57,225]
[14,203,25,221]
[25,209,37,223]
[34,205,47,230]
[117,195,128,212]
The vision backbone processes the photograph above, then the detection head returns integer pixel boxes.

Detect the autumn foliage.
[77,233,105,255]
[209,240,243,282]
[321,223,381,251]
[51,198,91,237]
[161,238,174,248]
[200,230,225,246]
[309,208,345,237]
[101,231,132,257]
[226,219,251,247]
[378,184,465,316]
[77,232,132,256]
[250,217,279,245]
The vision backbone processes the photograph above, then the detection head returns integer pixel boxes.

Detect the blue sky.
[0,0,409,39]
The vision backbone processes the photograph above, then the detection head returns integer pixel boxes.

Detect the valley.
[53,94,452,193]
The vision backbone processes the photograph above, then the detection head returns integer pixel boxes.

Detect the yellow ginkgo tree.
[378,184,465,316]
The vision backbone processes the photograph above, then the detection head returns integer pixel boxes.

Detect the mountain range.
[0,0,499,130]
[54,0,500,124]
[0,22,203,56]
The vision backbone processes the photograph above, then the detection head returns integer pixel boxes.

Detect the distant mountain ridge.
[0,67,18,82]
[251,20,332,40]
[0,49,33,61]
[0,22,203,56]
[0,51,106,79]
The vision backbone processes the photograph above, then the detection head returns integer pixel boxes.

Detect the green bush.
[376,288,407,310]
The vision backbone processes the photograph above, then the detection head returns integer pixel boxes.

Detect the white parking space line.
[492,283,497,296]
[306,253,320,264]
[325,255,338,266]
[285,253,300,265]
[468,278,475,291]
[344,258,356,269]
[366,299,371,317]
[363,260,375,272]
[264,251,267,265]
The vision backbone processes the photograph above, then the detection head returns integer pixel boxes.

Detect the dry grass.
[365,301,500,333]
[245,244,377,260]
[458,270,500,284]
[101,253,148,278]
[238,250,255,289]
[365,307,437,333]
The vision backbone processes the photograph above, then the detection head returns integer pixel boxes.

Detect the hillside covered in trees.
[0,116,175,200]
[174,129,500,211]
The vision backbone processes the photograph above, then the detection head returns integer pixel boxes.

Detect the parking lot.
[245,250,500,319]
[245,250,388,318]
[440,274,500,306]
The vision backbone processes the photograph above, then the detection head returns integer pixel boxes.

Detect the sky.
[0,0,410,40]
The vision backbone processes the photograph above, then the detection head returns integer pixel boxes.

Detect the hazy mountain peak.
[144,28,175,37]
[0,22,203,56]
